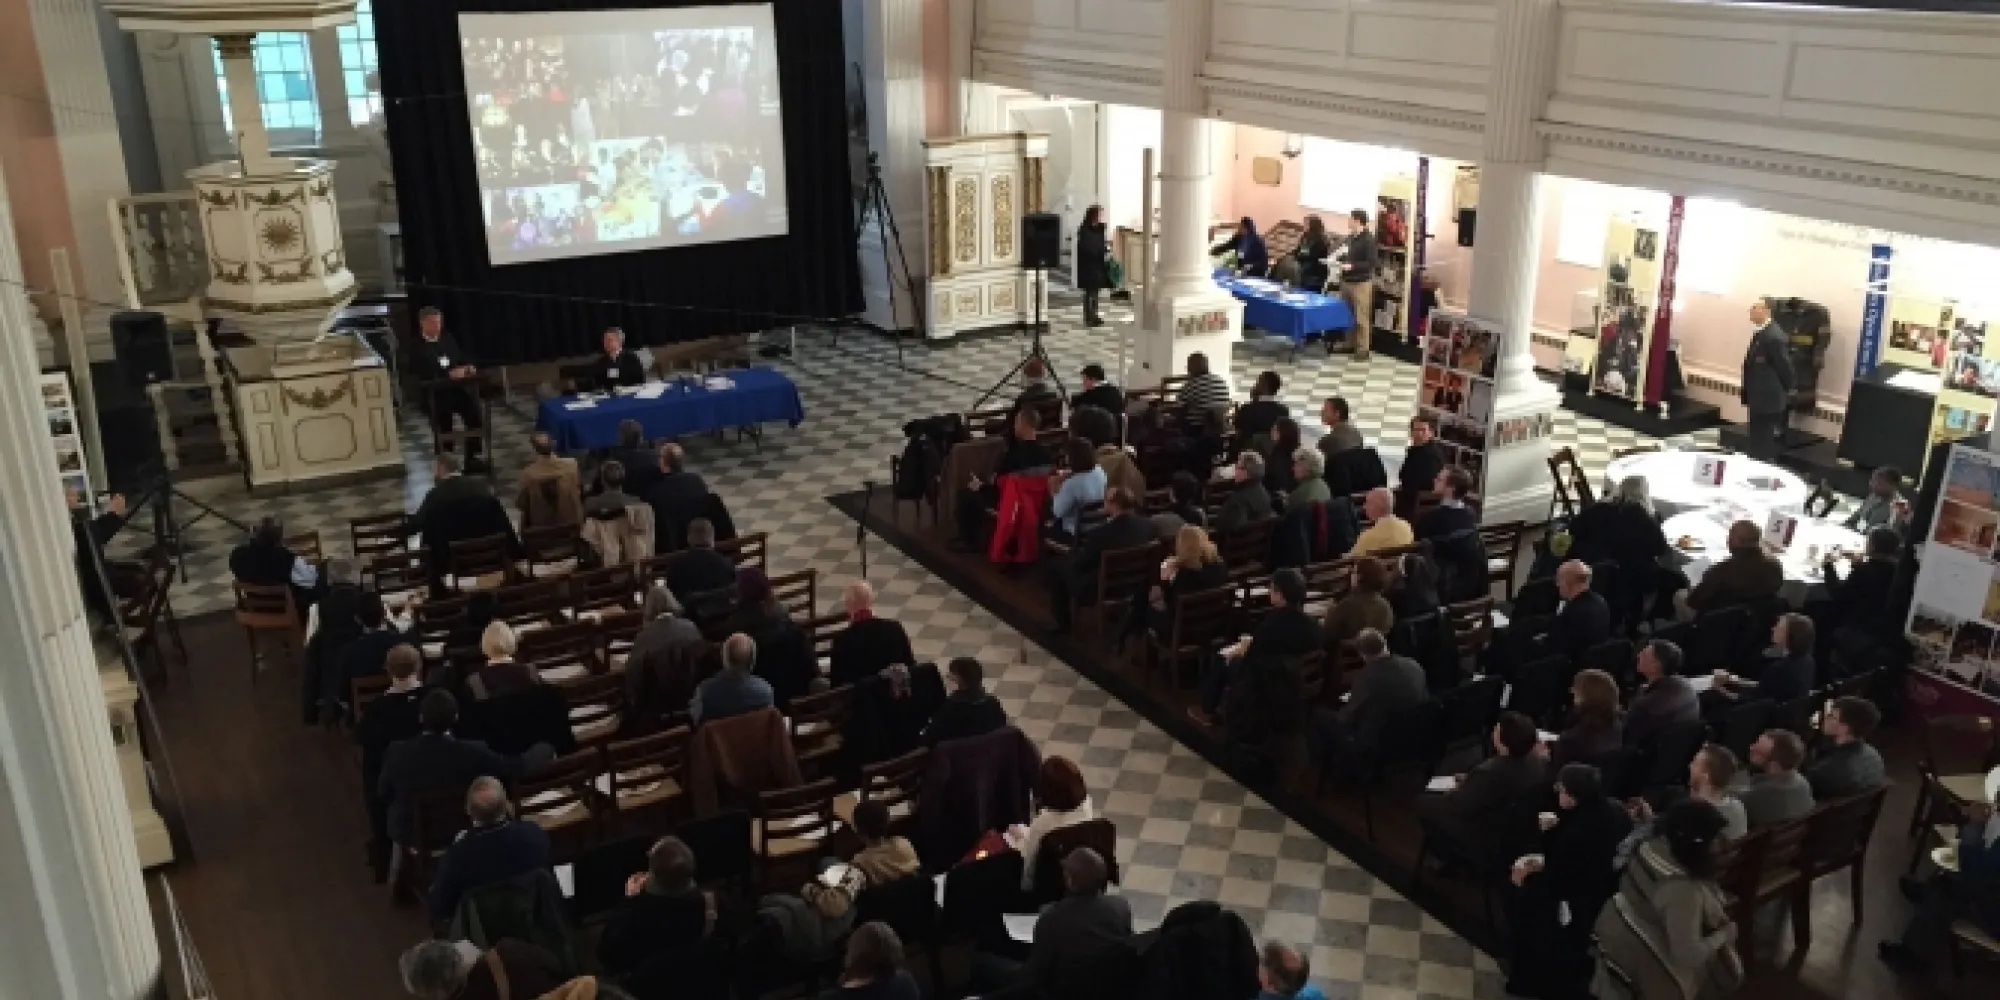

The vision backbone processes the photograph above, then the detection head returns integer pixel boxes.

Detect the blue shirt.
[1051,466,1107,535]
[1260,986,1327,1000]
[691,671,774,723]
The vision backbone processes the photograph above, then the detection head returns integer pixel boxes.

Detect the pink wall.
[0,0,76,323]
[922,0,951,138]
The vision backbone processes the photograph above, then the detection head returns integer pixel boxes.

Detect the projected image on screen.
[460,5,789,266]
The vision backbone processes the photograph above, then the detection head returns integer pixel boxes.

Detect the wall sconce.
[1281,133,1304,159]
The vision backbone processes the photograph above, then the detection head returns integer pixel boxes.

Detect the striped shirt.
[1178,372,1232,413]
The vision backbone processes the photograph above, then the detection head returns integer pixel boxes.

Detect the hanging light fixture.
[1281,133,1304,159]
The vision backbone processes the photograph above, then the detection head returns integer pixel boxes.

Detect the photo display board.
[1906,443,2000,704]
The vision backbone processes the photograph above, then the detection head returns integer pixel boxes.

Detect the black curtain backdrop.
[375,0,860,364]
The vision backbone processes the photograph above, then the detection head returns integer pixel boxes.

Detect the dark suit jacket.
[1536,798,1633,926]
[1214,481,1273,532]
[1337,654,1427,744]
[598,885,716,975]
[668,548,739,608]
[611,447,664,499]
[1075,384,1125,417]
[1417,503,1487,602]
[1070,513,1156,589]
[430,819,553,922]
[359,688,425,843]
[922,691,1008,746]
[1551,716,1624,769]
[1624,676,1700,748]
[1233,399,1289,447]
[1243,606,1324,666]
[377,733,530,841]
[412,477,516,582]
[585,350,648,390]
[1028,893,1135,995]
[1741,320,1796,416]
[1435,753,1545,828]
[1686,549,1784,613]
[1543,591,1611,663]
[413,331,474,381]
[1746,652,1815,705]
[1398,441,1446,502]
[1823,557,1898,636]
[829,616,916,688]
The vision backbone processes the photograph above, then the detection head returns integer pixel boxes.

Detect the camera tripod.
[837,151,924,364]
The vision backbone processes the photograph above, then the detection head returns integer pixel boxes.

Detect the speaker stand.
[971,268,1066,411]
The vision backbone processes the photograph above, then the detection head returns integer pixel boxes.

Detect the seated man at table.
[412,306,485,465]
[1814,526,1903,670]
[584,326,648,392]
[515,432,582,529]
[953,408,1055,551]
[645,442,711,548]
[1844,465,1911,535]
[1674,520,1783,620]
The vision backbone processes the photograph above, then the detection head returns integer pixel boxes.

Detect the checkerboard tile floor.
[124,297,1758,998]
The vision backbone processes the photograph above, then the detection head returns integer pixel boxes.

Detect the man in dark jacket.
[1816,527,1902,665]
[429,777,553,922]
[1397,415,1447,518]
[1313,628,1427,771]
[1075,364,1125,417]
[230,515,319,619]
[924,657,1008,746]
[1681,520,1783,618]
[378,690,553,846]
[1415,711,1547,843]
[1335,209,1380,359]
[667,518,738,609]
[1415,466,1487,602]
[598,835,735,976]
[409,455,516,596]
[360,644,426,879]
[1192,569,1323,726]
[1623,639,1699,748]
[645,443,711,551]
[1076,213,1111,327]
[1518,561,1610,669]
[581,326,647,391]
[829,580,916,688]
[1741,298,1797,461]
[412,306,486,462]
[1028,849,1135,997]
[606,419,662,500]
[1049,488,1155,633]
[1215,452,1275,532]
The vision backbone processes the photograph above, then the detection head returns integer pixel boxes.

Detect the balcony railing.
[108,193,207,313]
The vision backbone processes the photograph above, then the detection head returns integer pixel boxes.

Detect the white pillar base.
[1125,287,1242,391]
[1480,380,1562,526]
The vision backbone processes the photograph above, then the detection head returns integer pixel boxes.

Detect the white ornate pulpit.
[921,133,1050,339]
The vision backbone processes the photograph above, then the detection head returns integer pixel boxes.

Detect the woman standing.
[1076,206,1111,327]
[1592,800,1743,1000]
[1211,217,1270,278]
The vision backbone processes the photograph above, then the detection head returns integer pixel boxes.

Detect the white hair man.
[690,633,773,723]
[1215,451,1275,531]
[426,776,552,923]
[828,580,915,687]
[399,936,565,1000]
[1350,487,1412,555]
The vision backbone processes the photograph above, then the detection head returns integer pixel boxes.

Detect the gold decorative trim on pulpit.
[211,261,249,284]
[258,260,317,284]
[199,188,239,209]
[279,377,354,414]
[953,177,978,264]
[928,165,952,277]
[991,175,1014,260]
[1025,157,1045,215]
[248,187,306,208]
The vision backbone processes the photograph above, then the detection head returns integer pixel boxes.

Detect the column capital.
[1483,0,1560,168]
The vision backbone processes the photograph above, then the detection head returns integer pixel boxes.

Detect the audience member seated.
[1317,397,1363,461]
[1325,559,1394,646]
[1013,756,1098,891]
[829,581,915,688]
[668,518,739,611]
[1265,420,1303,496]
[1075,363,1125,417]
[1623,640,1698,748]
[819,922,921,1000]
[1802,696,1886,798]
[1590,800,1739,1000]
[1714,612,1815,706]
[1048,487,1154,634]
[1386,552,1442,622]
[378,690,552,854]
[1736,730,1816,829]
[1050,439,1108,541]
[1286,446,1332,508]
[955,408,1055,551]
[1617,746,1747,867]
[467,622,538,701]
[1256,941,1326,1000]
[1095,439,1147,501]
[645,442,711,550]
[516,432,583,529]
[1845,465,1911,534]
[1505,763,1633,999]
[412,454,517,596]
[1148,471,1210,541]
[428,777,552,923]
[306,556,366,645]
[599,835,736,978]
[608,419,662,500]
[586,325,648,390]
[690,634,773,724]
[1416,711,1547,845]
[923,657,1008,746]
[1878,791,1999,974]
[339,591,412,686]
[1551,668,1625,769]
[1350,488,1412,556]
[361,644,427,878]
[1415,466,1486,603]
[1311,628,1426,771]
[399,938,564,1000]
[1026,849,1134,997]
[848,800,921,887]
[1510,561,1609,672]
[1012,357,1059,423]
[1676,520,1782,620]
[1565,475,1669,623]
[1816,526,1903,667]
[625,583,704,705]
[581,460,655,565]
[1234,372,1289,451]
[1397,415,1446,517]
[1191,569,1323,727]
[1134,526,1232,647]
[1070,403,1118,457]
[230,514,319,618]
[1179,351,1234,417]
[718,568,816,704]
[1214,453,1274,532]
[585,460,634,519]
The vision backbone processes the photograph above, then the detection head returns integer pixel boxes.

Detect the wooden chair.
[1145,587,1235,687]
[963,406,1013,436]
[575,564,641,613]
[520,523,583,580]
[1791,785,1890,947]
[1802,481,1838,519]
[1906,713,1999,872]
[351,512,408,569]
[494,579,565,628]
[285,530,324,567]
[769,568,818,624]
[1715,819,1810,969]
[789,685,856,780]
[1216,516,1278,582]
[1446,597,1496,670]
[715,532,769,572]
[887,453,940,524]
[370,551,429,604]
[563,673,626,744]
[233,581,300,681]
[1086,543,1162,639]
[350,674,391,726]
[1948,881,2000,977]
[396,789,467,904]
[1478,521,1528,600]
[594,609,643,671]
[447,533,515,592]
[753,779,842,888]
[604,727,692,834]
[1142,488,1173,515]
[515,748,605,859]
[805,612,848,675]
[120,559,186,681]
[845,747,929,835]
[522,622,604,686]
[1547,446,1594,521]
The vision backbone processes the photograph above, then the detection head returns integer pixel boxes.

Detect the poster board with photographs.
[1906,444,2000,704]
[1421,310,1502,492]
[1586,214,1663,402]
[40,372,93,515]
[1883,297,1956,372]
[1375,175,1416,346]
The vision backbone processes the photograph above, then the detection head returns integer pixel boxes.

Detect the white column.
[1465,0,1561,524]
[1128,0,1239,390]
[0,162,162,1000]
[27,0,140,360]
[215,34,274,168]
[857,0,931,334]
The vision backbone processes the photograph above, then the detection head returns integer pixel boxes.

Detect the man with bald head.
[1027,847,1134,993]
[645,440,711,546]
[1679,519,1783,619]
[516,431,582,528]
[829,579,915,687]
[1259,941,1326,1000]
[691,633,772,723]
[1349,487,1412,556]
[428,776,551,922]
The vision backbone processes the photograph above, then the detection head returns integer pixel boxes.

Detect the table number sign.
[1691,455,1726,486]
[1765,511,1799,550]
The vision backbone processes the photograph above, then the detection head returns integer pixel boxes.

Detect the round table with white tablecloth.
[1661,509,1867,607]
[1603,450,1810,520]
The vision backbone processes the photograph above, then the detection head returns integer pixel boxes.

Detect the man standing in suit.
[1049,488,1154,634]
[413,306,486,465]
[1214,452,1274,531]
[1318,397,1364,459]
[588,326,648,391]
[1313,629,1428,769]
[1623,639,1699,748]
[1740,298,1796,461]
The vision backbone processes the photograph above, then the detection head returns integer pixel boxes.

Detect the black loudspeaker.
[1021,213,1061,270]
[110,311,172,388]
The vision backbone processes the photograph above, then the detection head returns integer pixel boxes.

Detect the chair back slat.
[715,533,769,572]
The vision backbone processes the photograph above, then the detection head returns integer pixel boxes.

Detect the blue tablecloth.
[535,367,806,451]
[1213,269,1354,344]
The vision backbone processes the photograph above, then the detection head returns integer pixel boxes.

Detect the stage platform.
[1560,390,1723,437]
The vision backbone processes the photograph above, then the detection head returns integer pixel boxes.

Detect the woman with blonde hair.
[467,620,537,700]
[1137,526,1230,643]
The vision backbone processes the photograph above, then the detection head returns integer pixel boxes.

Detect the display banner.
[1855,242,1893,378]
[1410,156,1431,342]
[1642,196,1685,405]
[1904,442,2000,709]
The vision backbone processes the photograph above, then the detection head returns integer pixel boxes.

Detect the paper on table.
[1538,730,1559,744]
[1003,913,1040,943]
[1426,776,1458,793]
[1687,675,1715,693]
[636,383,667,399]
[555,864,575,898]
[564,400,596,410]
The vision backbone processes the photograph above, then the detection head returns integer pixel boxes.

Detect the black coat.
[829,616,916,689]
[413,330,475,382]
[378,733,531,842]
[1075,384,1125,418]
[646,471,713,551]
[1741,320,1796,416]
[1070,513,1156,590]
[922,691,1008,746]
[359,689,425,844]
[1823,557,1898,636]
[589,350,648,390]
[599,886,717,976]
[1137,901,1258,1000]
[1076,222,1111,291]
[1536,798,1633,929]
[1232,399,1289,447]
[1417,504,1487,602]
[1566,501,1667,571]
[1242,606,1324,667]
[1543,591,1611,664]
[668,548,739,608]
